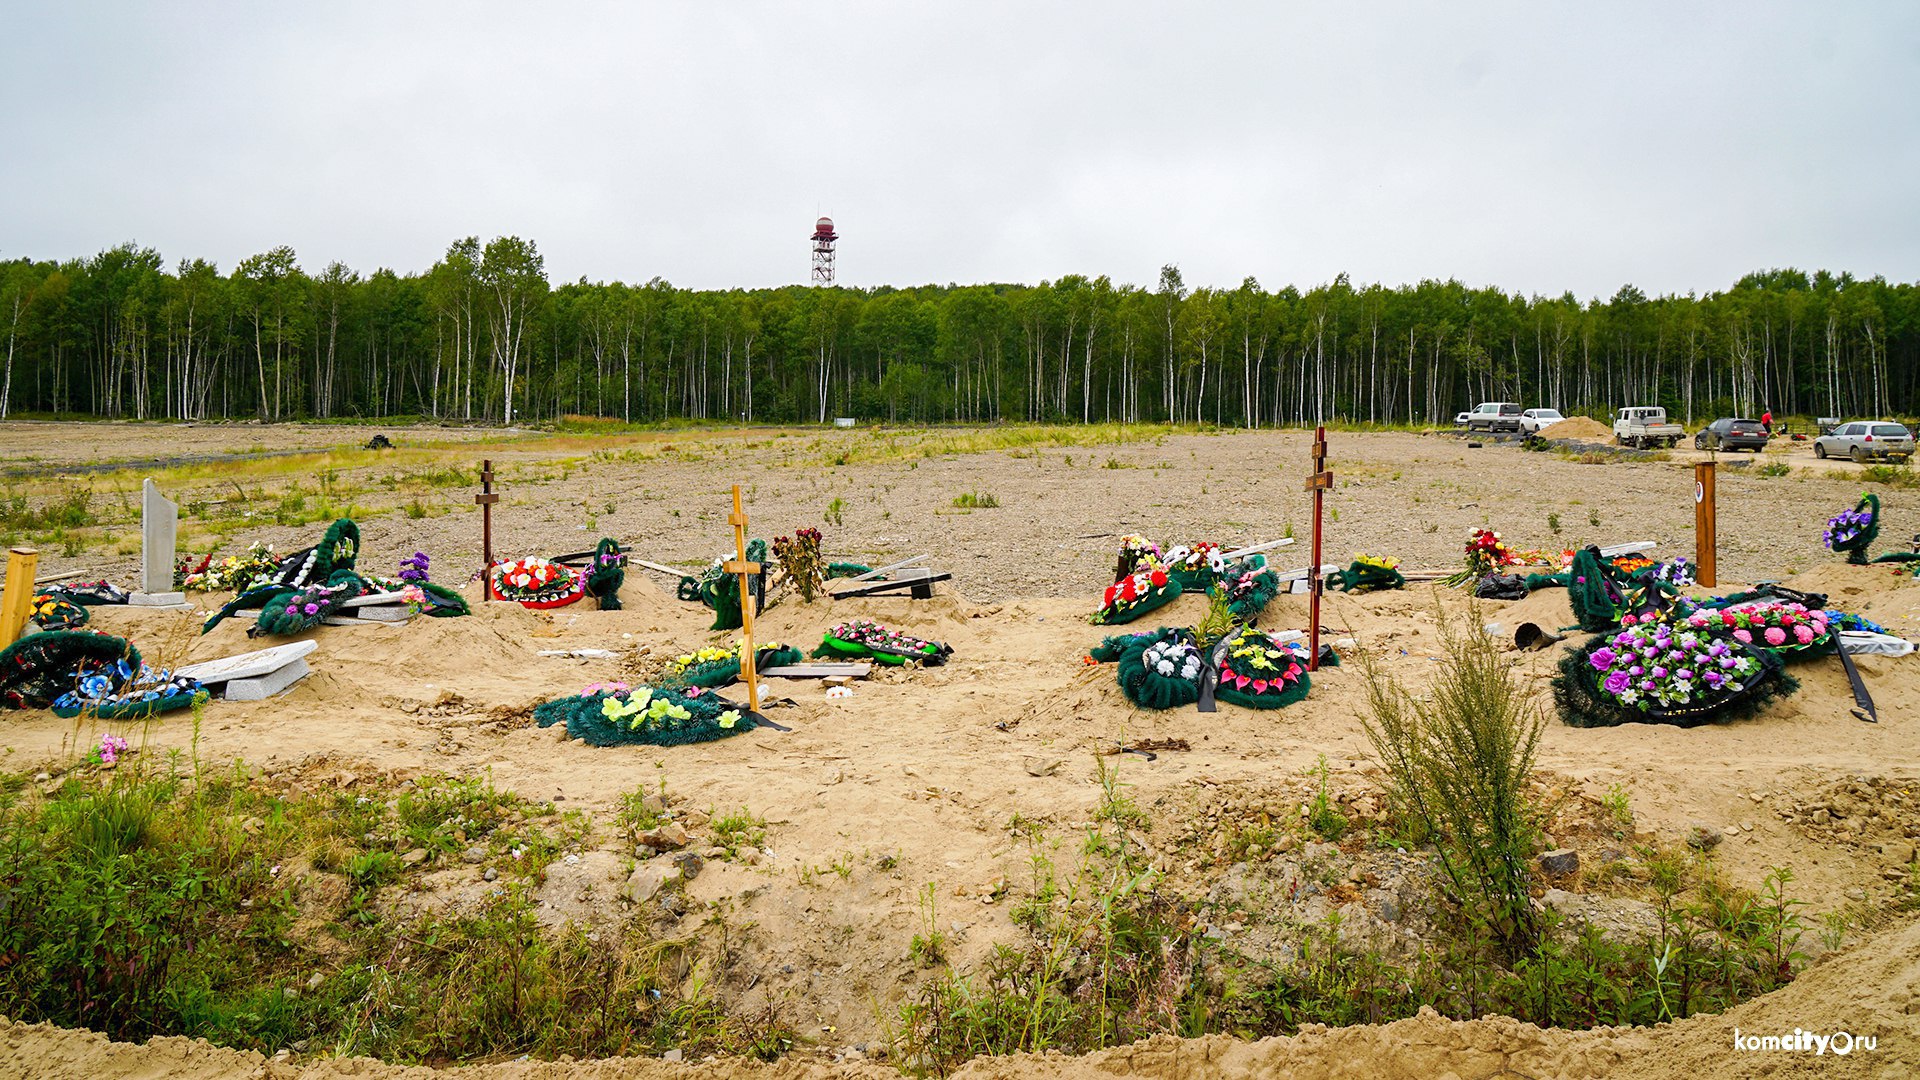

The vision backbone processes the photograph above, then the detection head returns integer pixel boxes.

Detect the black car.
[1694,417,1769,452]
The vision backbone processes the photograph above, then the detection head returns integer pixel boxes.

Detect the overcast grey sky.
[3,2,1916,298]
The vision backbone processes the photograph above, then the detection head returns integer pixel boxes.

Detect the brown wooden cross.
[1694,461,1717,587]
[475,459,499,598]
[1304,427,1331,671]
[723,484,762,711]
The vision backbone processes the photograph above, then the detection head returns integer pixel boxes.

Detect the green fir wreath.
[534,685,758,747]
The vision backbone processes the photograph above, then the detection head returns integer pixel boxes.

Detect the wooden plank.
[760,662,872,679]
[1221,538,1295,560]
[1597,541,1656,557]
[30,569,90,586]
[630,558,693,578]
[1271,563,1341,582]
[0,547,38,650]
[830,571,952,599]
[844,554,926,583]
[1304,471,1333,491]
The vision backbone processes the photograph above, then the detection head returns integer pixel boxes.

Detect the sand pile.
[1540,416,1613,440]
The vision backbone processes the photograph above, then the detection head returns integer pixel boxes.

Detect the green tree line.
[2,239,1914,427]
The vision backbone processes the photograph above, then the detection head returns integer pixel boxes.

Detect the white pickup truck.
[1613,407,1685,449]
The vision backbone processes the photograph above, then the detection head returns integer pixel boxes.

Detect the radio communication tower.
[810,216,837,285]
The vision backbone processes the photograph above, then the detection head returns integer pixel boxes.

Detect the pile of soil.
[1540,416,1613,440]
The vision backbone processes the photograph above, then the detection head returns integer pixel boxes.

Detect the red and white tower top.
[811,216,837,286]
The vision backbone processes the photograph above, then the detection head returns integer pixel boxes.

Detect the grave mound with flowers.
[489,556,586,608]
[534,683,757,747]
[662,641,805,689]
[814,619,951,666]
[1113,627,1206,711]
[1214,626,1312,709]
[1216,556,1279,622]
[0,630,143,710]
[1678,601,1833,659]
[1093,562,1182,625]
[1332,553,1405,593]
[1554,619,1795,728]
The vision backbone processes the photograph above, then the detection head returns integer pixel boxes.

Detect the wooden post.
[475,459,499,597]
[1305,427,1332,672]
[0,547,39,651]
[1694,461,1717,587]
[722,485,762,711]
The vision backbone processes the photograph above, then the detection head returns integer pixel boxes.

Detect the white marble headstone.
[174,640,318,684]
[141,478,178,596]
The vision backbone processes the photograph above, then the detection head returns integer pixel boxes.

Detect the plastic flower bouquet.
[815,618,951,665]
[533,683,756,747]
[1093,565,1182,625]
[1555,620,1794,728]
[1113,534,1164,583]
[1215,556,1279,621]
[488,556,585,608]
[1113,627,1203,710]
[661,640,804,687]
[255,582,354,635]
[1824,493,1879,564]
[1333,553,1406,593]
[1687,602,1832,657]
[1163,541,1225,590]
[1647,556,1696,589]
[1443,528,1520,586]
[1216,627,1311,709]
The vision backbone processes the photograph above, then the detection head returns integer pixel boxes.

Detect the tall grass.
[0,754,792,1061]
[1357,603,1544,959]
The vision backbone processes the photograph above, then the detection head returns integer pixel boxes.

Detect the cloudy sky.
[3,2,1916,298]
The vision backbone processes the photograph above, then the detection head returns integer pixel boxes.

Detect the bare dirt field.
[0,421,1916,1079]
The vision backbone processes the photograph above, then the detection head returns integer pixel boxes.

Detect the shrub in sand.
[1357,603,1544,960]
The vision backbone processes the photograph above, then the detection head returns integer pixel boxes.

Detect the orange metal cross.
[722,484,762,710]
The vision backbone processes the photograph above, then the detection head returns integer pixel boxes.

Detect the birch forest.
[2,238,1914,428]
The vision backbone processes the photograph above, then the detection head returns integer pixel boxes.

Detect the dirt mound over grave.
[1540,416,1613,440]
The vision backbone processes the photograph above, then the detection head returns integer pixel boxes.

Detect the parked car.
[1465,402,1523,433]
[1454,411,1472,426]
[1813,420,1915,463]
[1613,407,1685,449]
[1694,417,1769,452]
[1519,408,1565,434]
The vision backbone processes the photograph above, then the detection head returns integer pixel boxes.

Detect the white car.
[1454,411,1471,426]
[1519,408,1564,434]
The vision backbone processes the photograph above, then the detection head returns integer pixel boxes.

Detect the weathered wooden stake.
[475,459,500,598]
[0,547,40,651]
[1694,461,1717,587]
[1305,427,1332,672]
[723,485,762,711]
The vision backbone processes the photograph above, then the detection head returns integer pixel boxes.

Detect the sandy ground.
[1,421,1918,1077]
[4,421,1914,598]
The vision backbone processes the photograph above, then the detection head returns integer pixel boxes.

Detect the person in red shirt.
[1761,409,1773,435]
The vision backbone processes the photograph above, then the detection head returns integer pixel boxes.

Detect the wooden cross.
[722,484,762,711]
[475,459,499,598]
[1694,461,1717,587]
[0,547,39,650]
[1304,427,1331,672]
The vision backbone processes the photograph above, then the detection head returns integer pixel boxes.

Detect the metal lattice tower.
[810,216,837,285]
